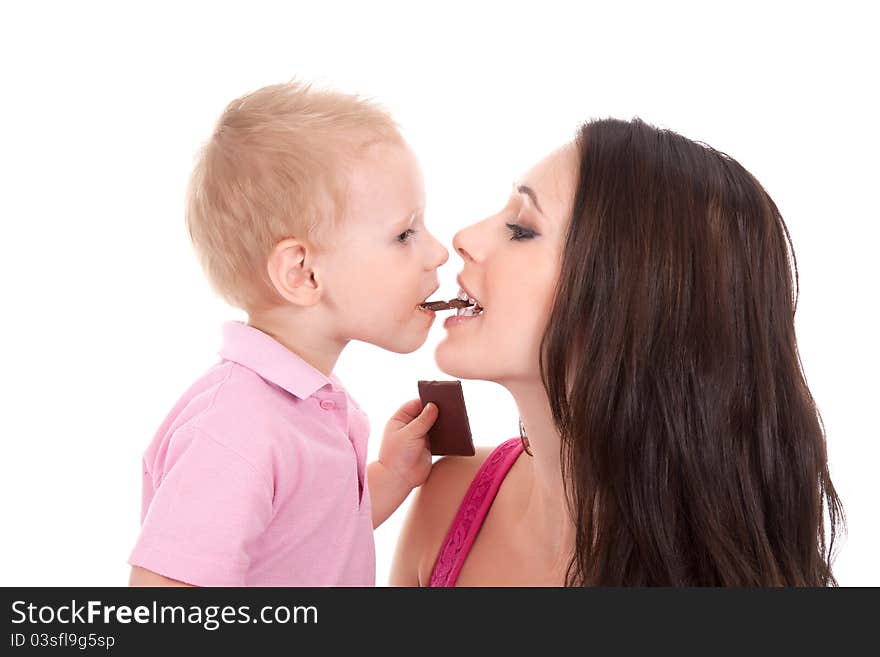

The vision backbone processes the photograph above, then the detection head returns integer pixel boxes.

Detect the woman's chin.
[434,340,482,380]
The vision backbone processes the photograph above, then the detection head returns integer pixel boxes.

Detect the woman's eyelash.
[396,228,417,243]
[505,223,537,241]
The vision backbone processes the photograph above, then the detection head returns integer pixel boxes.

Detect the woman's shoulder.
[389,445,496,586]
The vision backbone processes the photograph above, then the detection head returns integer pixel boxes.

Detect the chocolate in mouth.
[419,298,473,312]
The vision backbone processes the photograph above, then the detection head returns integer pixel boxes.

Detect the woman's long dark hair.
[541,118,843,585]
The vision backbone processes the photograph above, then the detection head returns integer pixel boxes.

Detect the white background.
[1,1,877,586]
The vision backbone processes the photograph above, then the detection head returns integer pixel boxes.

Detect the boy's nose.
[437,242,449,267]
[426,233,449,269]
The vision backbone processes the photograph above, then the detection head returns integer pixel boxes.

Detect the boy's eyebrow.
[515,184,544,215]
[392,211,420,231]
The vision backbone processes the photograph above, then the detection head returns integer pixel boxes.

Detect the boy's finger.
[386,398,426,430]
[391,399,423,426]
[405,402,438,436]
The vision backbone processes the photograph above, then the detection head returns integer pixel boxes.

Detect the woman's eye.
[505,223,537,241]
[396,228,417,243]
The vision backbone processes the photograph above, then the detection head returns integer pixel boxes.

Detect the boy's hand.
[378,399,438,490]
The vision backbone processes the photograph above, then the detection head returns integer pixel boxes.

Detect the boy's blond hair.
[186,80,401,310]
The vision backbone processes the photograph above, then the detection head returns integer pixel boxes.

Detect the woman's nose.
[453,223,481,262]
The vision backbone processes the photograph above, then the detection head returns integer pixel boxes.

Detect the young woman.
[391,118,843,586]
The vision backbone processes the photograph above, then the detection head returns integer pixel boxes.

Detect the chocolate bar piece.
[418,380,475,456]
[419,298,473,312]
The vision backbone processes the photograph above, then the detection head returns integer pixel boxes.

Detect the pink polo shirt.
[128,321,375,586]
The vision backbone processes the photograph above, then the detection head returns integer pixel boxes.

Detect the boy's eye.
[396,228,417,244]
[505,223,537,241]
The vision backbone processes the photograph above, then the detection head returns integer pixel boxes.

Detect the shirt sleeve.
[128,427,274,586]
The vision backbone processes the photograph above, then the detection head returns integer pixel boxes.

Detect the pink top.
[128,321,375,586]
[429,438,524,587]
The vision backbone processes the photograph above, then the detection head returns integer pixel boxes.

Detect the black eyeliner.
[505,223,538,241]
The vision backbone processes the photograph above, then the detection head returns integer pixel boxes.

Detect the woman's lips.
[423,285,484,329]
[443,311,483,329]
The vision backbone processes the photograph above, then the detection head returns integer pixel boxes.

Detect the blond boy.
[128,81,448,586]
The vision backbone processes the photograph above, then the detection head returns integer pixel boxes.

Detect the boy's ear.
[266,238,322,307]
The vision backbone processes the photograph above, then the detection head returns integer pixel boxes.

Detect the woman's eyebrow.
[516,184,544,215]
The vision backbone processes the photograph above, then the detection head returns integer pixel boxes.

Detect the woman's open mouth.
[454,289,483,317]
[419,288,483,315]
[443,288,484,330]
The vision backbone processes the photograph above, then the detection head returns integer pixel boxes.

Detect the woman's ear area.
[266,237,322,307]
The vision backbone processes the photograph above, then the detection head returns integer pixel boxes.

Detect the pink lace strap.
[428,438,524,587]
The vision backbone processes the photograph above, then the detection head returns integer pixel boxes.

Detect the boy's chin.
[371,331,429,354]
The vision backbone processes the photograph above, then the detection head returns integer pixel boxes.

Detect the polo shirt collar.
[218,321,340,400]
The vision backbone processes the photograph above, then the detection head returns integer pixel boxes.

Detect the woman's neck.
[505,380,576,577]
